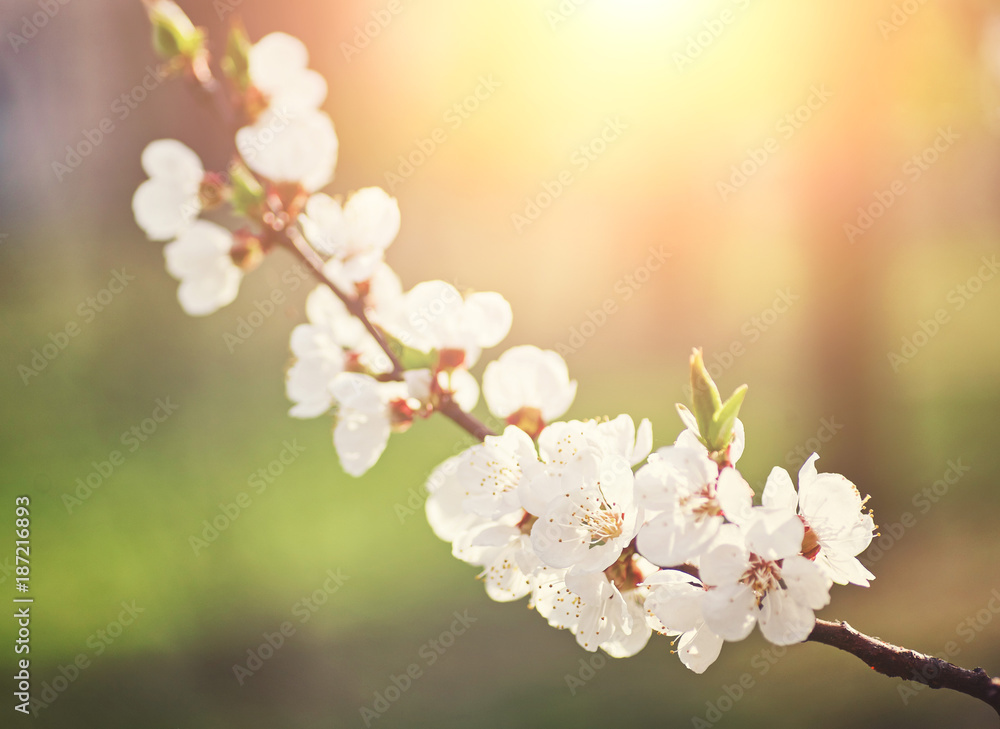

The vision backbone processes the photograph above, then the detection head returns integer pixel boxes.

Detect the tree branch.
[436,396,496,442]
[807,619,1000,714]
[282,225,405,379]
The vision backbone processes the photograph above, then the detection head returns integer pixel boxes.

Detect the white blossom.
[699,496,832,646]
[482,346,577,430]
[762,454,876,586]
[300,188,401,282]
[330,371,426,477]
[236,107,338,192]
[387,280,512,367]
[529,446,641,575]
[132,139,203,241]
[457,425,540,519]
[248,32,327,112]
[644,569,724,673]
[532,559,653,657]
[163,220,242,316]
[286,263,405,418]
[634,447,733,568]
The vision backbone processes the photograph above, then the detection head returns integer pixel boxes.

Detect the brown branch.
[282,226,496,443]
[807,619,1000,714]
[436,397,496,442]
[282,226,405,379]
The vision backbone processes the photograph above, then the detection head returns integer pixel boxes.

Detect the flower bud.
[144,0,205,62]
[689,348,722,442]
[221,19,252,93]
[229,229,264,271]
[687,347,747,456]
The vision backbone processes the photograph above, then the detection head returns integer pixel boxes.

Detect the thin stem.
[283,226,405,379]
[807,619,1000,714]
[283,226,495,441]
[436,396,496,442]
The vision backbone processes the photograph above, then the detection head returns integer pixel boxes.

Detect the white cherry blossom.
[532,558,653,657]
[163,220,242,316]
[330,371,427,477]
[426,448,541,603]
[457,425,540,519]
[644,569,724,673]
[132,139,204,241]
[762,454,876,586]
[286,263,405,418]
[520,416,652,516]
[248,32,327,112]
[300,187,401,282]
[482,346,577,434]
[634,447,730,568]
[699,515,832,646]
[236,107,338,192]
[530,447,641,574]
[455,523,541,603]
[387,280,513,366]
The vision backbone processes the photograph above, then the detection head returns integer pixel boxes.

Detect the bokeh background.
[2,0,1000,727]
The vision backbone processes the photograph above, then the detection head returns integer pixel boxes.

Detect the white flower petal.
[702,582,757,641]
[333,405,390,477]
[424,455,479,543]
[463,291,512,349]
[248,32,327,110]
[343,186,400,254]
[676,624,725,674]
[140,138,203,181]
[758,588,816,646]
[482,345,576,421]
[781,555,832,611]
[716,467,754,526]
[700,543,750,587]
[637,512,722,568]
[645,574,705,632]
[762,466,798,512]
[440,368,480,412]
[743,509,804,562]
[632,418,653,465]
[162,220,241,316]
[675,404,700,437]
[237,108,338,191]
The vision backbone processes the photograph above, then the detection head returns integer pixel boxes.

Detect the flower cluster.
[133,2,341,316]
[131,4,517,474]
[133,2,877,676]
[425,351,876,670]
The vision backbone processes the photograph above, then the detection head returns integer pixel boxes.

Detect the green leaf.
[221,20,252,92]
[689,348,721,441]
[380,333,437,372]
[707,383,747,453]
[228,162,264,217]
[146,1,205,61]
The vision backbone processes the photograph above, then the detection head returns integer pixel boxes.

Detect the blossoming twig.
[133,3,1000,720]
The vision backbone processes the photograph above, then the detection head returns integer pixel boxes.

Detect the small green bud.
[685,347,747,456]
[221,19,252,93]
[228,161,264,217]
[145,0,205,61]
[689,348,722,442]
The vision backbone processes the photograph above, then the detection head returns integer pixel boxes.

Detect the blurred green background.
[2,0,1000,727]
